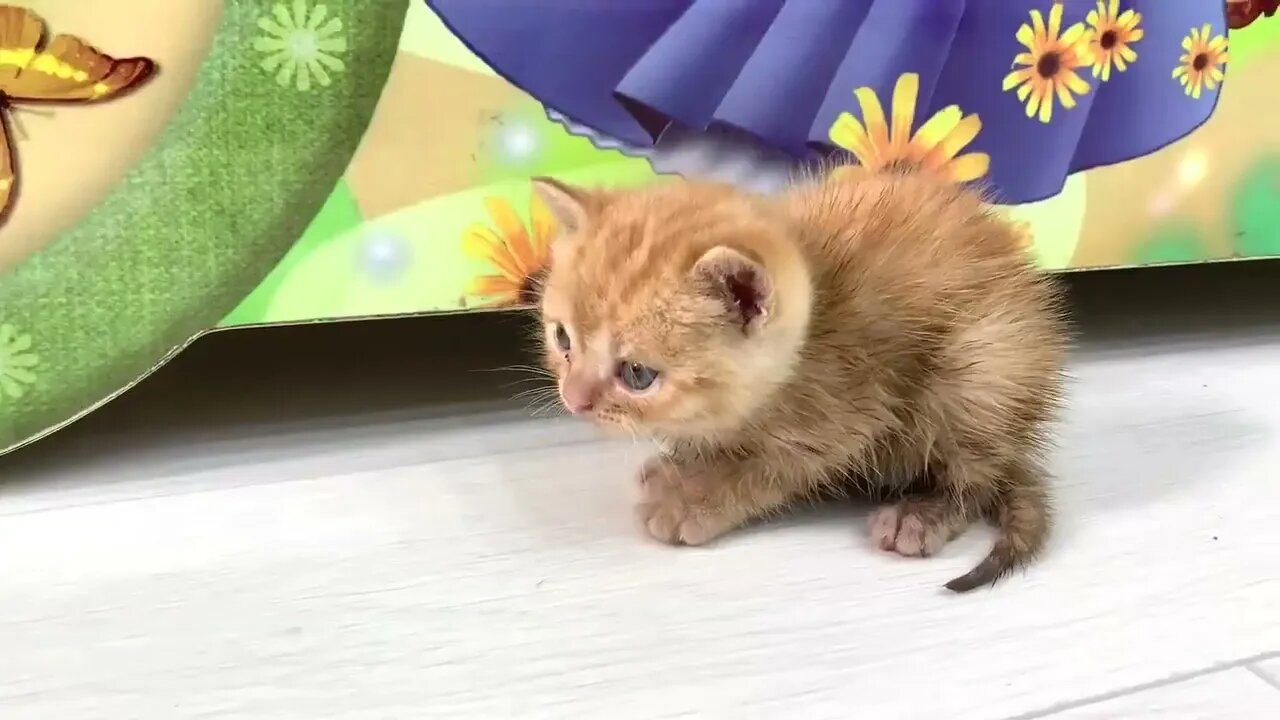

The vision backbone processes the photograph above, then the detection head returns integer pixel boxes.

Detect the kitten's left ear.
[531,176,596,236]
[693,246,772,334]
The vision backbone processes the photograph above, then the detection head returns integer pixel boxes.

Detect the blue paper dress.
[426,0,1229,203]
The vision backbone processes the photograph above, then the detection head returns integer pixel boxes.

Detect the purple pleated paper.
[427,0,1226,203]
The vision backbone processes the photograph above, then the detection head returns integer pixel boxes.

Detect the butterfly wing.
[5,34,154,102]
[0,6,154,102]
[0,5,45,86]
[0,6,155,223]
[0,115,14,220]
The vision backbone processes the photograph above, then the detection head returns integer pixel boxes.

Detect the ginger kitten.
[532,168,1067,592]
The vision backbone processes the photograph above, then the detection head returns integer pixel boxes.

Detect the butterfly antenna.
[8,106,54,141]
[7,109,27,141]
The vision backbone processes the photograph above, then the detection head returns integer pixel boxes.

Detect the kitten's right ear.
[693,246,773,334]
[532,177,594,236]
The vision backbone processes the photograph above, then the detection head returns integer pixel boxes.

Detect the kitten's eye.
[618,361,659,392]
[553,323,571,353]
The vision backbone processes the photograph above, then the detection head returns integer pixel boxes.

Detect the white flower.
[254,1,347,92]
[0,323,39,402]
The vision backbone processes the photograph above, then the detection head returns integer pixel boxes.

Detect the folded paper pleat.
[428,0,1226,203]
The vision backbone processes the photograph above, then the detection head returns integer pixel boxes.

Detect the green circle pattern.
[0,1,406,452]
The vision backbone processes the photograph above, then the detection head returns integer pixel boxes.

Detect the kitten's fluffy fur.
[534,168,1067,591]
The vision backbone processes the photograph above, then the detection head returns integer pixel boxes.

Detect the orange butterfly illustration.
[0,5,155,223]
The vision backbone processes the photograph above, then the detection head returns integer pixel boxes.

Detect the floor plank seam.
[1004,650,1280,720]
[1245,664,1280,693]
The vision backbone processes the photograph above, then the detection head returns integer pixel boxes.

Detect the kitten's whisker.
[510,385,557,400]
[472,364,557,381]
[527,394,566,418]
[518,396,560,413]
[516,391,560,410]
[503,381,552,394]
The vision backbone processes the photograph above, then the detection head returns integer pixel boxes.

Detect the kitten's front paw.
[635,457,736,546]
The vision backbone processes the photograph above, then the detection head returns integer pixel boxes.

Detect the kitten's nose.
[561,376,598,415]
[566,398,594,414]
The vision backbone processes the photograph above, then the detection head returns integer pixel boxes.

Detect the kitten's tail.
[944,480,1050,593]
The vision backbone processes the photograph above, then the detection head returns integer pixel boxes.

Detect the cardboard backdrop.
[0,1,1277,454]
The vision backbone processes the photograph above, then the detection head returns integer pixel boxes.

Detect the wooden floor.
[3,263,1280,719]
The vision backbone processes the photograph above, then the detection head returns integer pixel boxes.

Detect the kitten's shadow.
[741,390,1271,550]
[495,438,652,543]
[499,387,1267,555]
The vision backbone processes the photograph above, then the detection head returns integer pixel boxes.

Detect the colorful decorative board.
[0,1,1277,455]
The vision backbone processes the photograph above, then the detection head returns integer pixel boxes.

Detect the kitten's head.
[532,177,812,440]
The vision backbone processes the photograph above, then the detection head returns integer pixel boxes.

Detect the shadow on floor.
[2,260,1278,473]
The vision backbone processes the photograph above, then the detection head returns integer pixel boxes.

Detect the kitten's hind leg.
[867,454,1051,592]
[867,492,975,558]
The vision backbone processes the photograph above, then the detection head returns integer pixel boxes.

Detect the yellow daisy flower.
[828,73,989,183]
[1173,24,1228,99]
[1085,0,1144,81]
[1002,3,1094,123]
[462,192,557,307]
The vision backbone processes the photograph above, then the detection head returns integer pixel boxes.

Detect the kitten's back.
[784,172,1044,318]
[777,171,1067,591]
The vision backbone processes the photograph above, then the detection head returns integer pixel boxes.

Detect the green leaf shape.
[222,179,364,326]
[1133,224,1209,266]
[0,1,406,454]
[1232,156,1280,258]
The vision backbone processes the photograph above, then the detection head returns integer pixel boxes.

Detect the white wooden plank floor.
[2,264,1280,719]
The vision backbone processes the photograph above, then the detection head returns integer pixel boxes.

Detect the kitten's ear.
[531,177,595,235]
[693,246,772,333]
